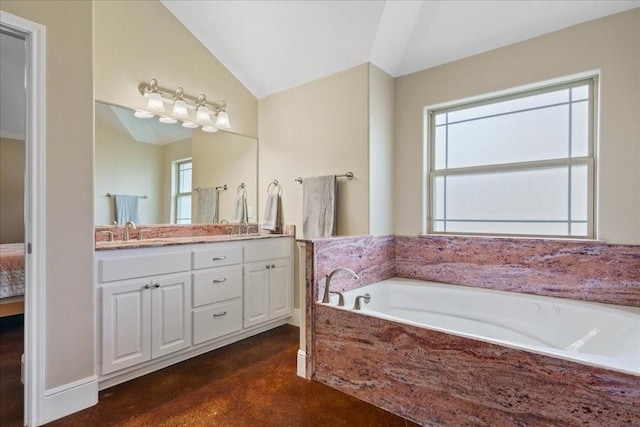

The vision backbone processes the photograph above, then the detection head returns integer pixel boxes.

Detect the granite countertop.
[95,233,290,251]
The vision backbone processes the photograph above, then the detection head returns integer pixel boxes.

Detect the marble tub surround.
[395,235,640,307]
[304,234,640,425]
[313,304,640,426]
[304,235,395,298]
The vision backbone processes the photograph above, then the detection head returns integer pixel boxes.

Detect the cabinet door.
[269,258,292,319]
[151,273,191,358]
[243,261,270,328]
[101,280,152,375]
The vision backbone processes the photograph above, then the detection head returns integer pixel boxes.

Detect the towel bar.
[193,185,227,192]
[294,171,353,184]
[105,193,148,199]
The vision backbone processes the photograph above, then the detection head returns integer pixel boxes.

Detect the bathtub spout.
[353,293,371,310]
[322,267,360,305]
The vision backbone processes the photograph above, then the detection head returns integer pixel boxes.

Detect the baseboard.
[43,375,98,424]
[297,349,306,378]
[287,308,301,327]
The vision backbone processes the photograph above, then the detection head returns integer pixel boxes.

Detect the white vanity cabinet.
[95,236,293,389]
[243,239,293,328]
[98,250,192,375]
[101,273,191,374]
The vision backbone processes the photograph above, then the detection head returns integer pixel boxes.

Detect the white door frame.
[0,11,47,427]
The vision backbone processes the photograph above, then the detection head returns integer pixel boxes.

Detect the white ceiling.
[161,0,639,99]
[96,102,192,146]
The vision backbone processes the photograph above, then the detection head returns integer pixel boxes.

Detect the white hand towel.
[302,175,336,239]
[114,194,140,225]
[262,193,282,232]
[196,187,219,223]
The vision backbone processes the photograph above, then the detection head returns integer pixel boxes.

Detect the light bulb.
[146,92,165,113]
[215,111,231,129]
[172,99,189,119]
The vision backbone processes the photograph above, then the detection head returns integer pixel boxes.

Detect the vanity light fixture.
[136,78,231,131]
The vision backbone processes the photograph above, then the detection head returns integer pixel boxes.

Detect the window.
[174,159,192,224]
[427,77,595,238]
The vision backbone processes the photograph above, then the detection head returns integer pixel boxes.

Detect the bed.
[0,243,25,317]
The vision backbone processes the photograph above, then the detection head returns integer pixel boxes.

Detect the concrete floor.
[0,317,417,426]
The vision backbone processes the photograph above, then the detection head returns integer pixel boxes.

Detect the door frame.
[0,10,47,427]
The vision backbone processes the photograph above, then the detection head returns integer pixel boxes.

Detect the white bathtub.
[330,278,640,376]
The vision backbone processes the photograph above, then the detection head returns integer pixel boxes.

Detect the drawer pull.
[213,311,227,317]
[212,278,227,284]
[212,256,227,261]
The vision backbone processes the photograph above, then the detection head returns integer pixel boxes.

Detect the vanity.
[95,231,293,389]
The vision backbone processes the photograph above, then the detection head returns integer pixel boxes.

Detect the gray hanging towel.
[196,187,219,223]
[302,175,336,239]
[232,193,248,223]
[262,193,282,232]
[114,194,140,225]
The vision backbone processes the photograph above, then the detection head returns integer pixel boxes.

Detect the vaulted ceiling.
[161,0,639,99]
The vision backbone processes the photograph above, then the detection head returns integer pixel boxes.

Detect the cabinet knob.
[271,264,276,269]
[212,256,227,261]
[212,278,227,284]
[266,265,270,269]
[154,283,160,288]
[144,284,151,289]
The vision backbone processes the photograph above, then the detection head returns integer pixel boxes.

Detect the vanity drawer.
[244,238,293,263]
[192,244,243,269]
[192,265,242,307]
[192,299,242,345]
[99,251,191,283]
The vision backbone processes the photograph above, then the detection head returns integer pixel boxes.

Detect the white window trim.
[424,74,598,239]
[173,158,192,224]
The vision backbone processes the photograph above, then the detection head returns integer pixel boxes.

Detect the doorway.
[1,10,47,427]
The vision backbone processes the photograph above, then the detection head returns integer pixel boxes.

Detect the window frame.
[173,158,193,224]
[426,76,597,239]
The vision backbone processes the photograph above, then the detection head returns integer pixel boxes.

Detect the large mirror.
[95,102,257,225]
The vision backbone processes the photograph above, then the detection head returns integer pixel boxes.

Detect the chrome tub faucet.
[353,293,371,310]
[322,267,359,306]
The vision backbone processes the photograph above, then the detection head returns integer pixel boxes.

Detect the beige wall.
[191,131,258,223]
[94,0,258,138]
[258,64,370,238]
[394,9,640,245]
[0,0,95,391]
[162,137,192,223]
[95,113,164,225]
[258,64,370,309]
[0,137,25,243]
[368,64,395,236]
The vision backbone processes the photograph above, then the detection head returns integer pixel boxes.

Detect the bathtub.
[329,278,640,376]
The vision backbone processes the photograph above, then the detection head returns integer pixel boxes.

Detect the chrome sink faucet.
[322,267,359,306]
[123,220,137,241]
